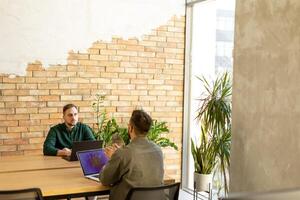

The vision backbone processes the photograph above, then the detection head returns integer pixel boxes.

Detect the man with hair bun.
[100,109,164,200]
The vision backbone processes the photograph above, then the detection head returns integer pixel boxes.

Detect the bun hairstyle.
[130,110,152,135]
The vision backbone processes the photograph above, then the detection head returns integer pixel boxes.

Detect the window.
[182,0,235,197]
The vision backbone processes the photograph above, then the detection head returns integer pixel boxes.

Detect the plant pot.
[194,172,213,192]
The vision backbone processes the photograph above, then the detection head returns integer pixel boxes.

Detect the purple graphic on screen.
[79,149,109,175]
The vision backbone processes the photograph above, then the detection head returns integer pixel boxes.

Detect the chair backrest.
[0,188,43,200]
[125,182,180,200]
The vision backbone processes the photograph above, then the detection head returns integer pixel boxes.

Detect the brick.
[119,73,137,79]
[100,72,118,78]
[57,72,77,77]
[4,139,28,145]
[0,108,15,114]
[47,77,67,83]
[6,102,46,108]
[18,96,38,102]
[70,78,90,83]
[120,62,137,68]
[78,60,98,66]
[148,58,165,64]
[109,55,129,62]
[0,96,17,101]
[88,48,99,54]
[18,144,43,150]
[86,66,105,72]
[164,48,184,54]
[125,45,144,51]
[139,96,157,101]
[92,42,107,49]
[67,60,78,65]
[166,59,183,65]
[117,84,135,90]
[168,26,184,32]
[38,95,59,101]
[68,53,89,60]
[30,126,49,132]
[2,90,27,96]
[7,126,28,132]
[7,114,29,120]
[0,133,20,139]
[22,132,44,138]
[0,145,17,151]
[61,95,82,101]
[149,36,166,42]
[78,72,98,78]
[117,50,137,57]
[0,84,16,89]
[117,39,138,45]
[38,107,58,113]
[145,46,163,52]
[124,68,141,73]
[139,41,156,47]
[148,80,164,85]
[137,74,154,79]
[41,119,61,125]
[29,138,45,144]
[50,90,70,95]
[71,89,91,95]
[59,83,78,89]
[149,90,167,96]
[111,101,131,107]
[106,67,124,73]
[107,44,126,50]
[138,52,156,58]
[33,71,56,77]
[78,84,97,89]
[90,78,110,84]
[2,77,25,83]
[38,83,58,90]
[16,84,37,90]
[98,61,119,67]
[30,113,49,119]
[26,64,44,71]
[157,42,177,48]
[100,50,116,55]
[167,37,184,43]
[90,55,109,61]
[119,96,139,101]
[129,57,148,63]
[111,78,129,84]
[29,89,49,95]
[25,77,47,83]
[47,65,67,71]
[150,101,167,106]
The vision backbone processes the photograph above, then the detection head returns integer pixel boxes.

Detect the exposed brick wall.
[0,16,185,180]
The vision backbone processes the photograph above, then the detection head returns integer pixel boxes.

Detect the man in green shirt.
[43,104,95,156]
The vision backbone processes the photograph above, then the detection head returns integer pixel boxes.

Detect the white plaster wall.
[0,0,185,75]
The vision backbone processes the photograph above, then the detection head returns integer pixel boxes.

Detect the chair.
[0,188,43,200]
[125,182,180,200]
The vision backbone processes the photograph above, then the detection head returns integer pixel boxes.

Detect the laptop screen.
[77,149,109,176]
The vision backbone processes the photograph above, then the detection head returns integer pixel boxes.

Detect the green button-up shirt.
[43,122,95,156]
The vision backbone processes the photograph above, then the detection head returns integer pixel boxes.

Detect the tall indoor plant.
[191,72,232,195]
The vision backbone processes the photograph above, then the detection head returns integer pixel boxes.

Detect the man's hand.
[57,148,72,156]
[104,143,121,159]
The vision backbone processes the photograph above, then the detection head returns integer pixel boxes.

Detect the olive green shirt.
[43,122,95,156]
[100,137,164,200]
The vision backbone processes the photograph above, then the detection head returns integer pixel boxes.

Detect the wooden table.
[0,167,110,199]
[0,155,80,173]
[0,154,175,199]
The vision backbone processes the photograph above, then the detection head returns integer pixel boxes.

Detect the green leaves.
[148,120,178,150]
[91,93,177,150]
[191,72,232,194]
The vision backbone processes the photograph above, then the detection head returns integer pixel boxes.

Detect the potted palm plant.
[191,72,232,195]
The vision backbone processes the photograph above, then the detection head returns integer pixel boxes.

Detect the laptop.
[77,148,109,182]
[63,140,103,161]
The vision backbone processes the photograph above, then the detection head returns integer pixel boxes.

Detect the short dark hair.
[63,104,77,114]
[130,110,152,135]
